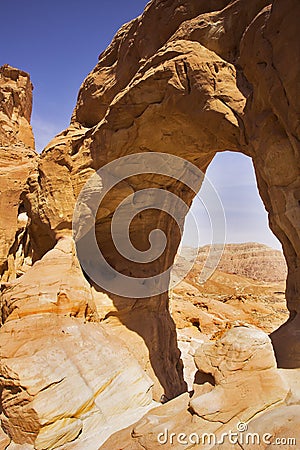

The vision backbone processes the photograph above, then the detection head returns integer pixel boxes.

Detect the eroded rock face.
[21,0,299,375]
[0,66,37,283]
[197,243,287,283]
[238,0,300,368]
[1,237,97,323]
[190,326,288,423]
[0,314,156,449]
[0,146,36,282]
[0,0,300,448]
[101,326,293,450]
[0,65,34,148]
[0,65,161,448]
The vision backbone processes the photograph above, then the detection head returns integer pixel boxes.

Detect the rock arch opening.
[182,151,283,250]
[175,150,289,388]
[1,0,298,403]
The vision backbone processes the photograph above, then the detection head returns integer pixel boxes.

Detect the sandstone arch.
[1,0,299,403]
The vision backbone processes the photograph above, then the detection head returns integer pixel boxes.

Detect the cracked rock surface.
[0,0,300,448]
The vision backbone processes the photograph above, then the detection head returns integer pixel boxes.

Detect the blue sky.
[0,0,149,150]
[182,152,281,250]
[0,0,281,250]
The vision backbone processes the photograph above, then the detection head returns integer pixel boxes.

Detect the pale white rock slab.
[0,314,157,449]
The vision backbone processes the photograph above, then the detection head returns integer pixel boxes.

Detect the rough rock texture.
[1,0,300,448]
[20,0,299,374]
[1,237,97,323]
[100,392,193,450]
[0,65,34,148]
[0,67,160,449]
[194,242,287,283]
[0,66,37,282]
[0,314,156,450]
[170,245,289,389]
[190,326,288,422]
[101,326,294,450]
[0,146,36,282]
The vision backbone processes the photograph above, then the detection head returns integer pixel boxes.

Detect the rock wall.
[102,326,295,450]
[0,65,37,283]
[0,68,158,449]
[238,0,300,366]
[187,242,287,283]
[24,0,299,375]
[0,65,34,148]
[0,0,300,447]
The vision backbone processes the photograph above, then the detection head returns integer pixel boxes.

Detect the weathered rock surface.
[172,243,288,334]
[190,326,288,422]
[0,145,36,282]
[100,392,193,450]
[0,315,156,450]
[238,0,300,367]
[21,0,299,372]
[0,0,300,448]
[0,65,34,149]
[196,242,287,283]
[0,66,37,282]
[101,326,296,450]
[1,236,96,323]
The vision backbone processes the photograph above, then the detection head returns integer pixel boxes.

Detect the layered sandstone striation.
[102,326,292,450]
[0,66,37,283]
[0,314,156,450]
[171,243,289,390]
[172,243,288,334]
[0,65,34,148]
[0,68,159,449]
[1,237,97,323]
[195,242,287,283]
[0,0,300,448]
[21,0,299,373]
